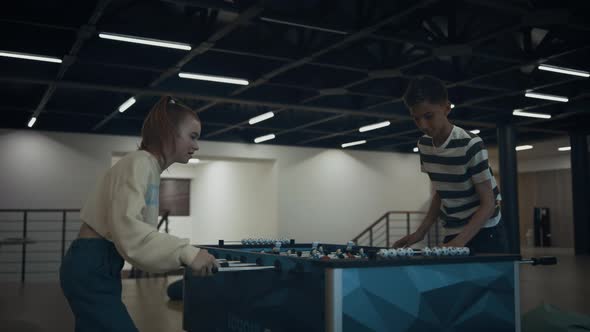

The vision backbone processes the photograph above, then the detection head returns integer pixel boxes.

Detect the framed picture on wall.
[159,179,191,216]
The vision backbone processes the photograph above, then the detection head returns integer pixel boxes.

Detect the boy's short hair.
[403,75,448,109]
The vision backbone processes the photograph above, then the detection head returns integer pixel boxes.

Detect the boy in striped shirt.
[394,76,507,253]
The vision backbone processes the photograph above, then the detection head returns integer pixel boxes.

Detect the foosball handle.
[528,256,558,266]
[211,261,229,274]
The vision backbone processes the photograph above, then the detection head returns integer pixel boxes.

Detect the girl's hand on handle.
[189,249,219,276]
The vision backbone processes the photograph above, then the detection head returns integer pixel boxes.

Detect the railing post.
[406,213,410,236]
[386,213,390,248]
[21,211,28,283]
[369,228,373,247]
[61,211,67,259]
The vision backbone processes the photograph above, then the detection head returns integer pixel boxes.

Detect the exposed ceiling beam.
[1,105,372,139]
[365,128,421,144]
[13,75,561,136]
[448,46,590,89]
[463,0,529,15]
[210,47,368,73]
[1,1,580,144]
[0,18,78,31]
[202,12,526,140]
[514,93,590,127]
[0,76,416,120]
[206,119,351,137]
[160,0,242,12]
[298,128,363,145]
[461,76,580,106]
[31,0,112,122]
[193,0,438,113]
[2,18,529,96]
[93,0,265,130]
[203,95,316,138]
[272,114,347,137]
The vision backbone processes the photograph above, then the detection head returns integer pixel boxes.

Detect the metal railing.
[0,209,81,282]
[0,209,174,282]
[352,211,442,248]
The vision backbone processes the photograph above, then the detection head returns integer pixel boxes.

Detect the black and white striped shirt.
[418,125,501,235]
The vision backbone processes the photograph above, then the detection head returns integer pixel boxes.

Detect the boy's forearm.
[416,215,437,238]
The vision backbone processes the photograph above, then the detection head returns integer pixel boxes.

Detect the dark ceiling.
[2,0,590,152]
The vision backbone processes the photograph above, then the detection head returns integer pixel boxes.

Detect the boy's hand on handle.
[393,231,425,248]
[189,249,219,277]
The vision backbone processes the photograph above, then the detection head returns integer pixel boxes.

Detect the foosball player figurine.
[358,248,367,258]
[312,241,319,251]
[272,241,282,255]
[345,241,354,253]
[311,249,323,260]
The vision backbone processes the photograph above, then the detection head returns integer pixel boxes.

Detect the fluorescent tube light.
[179,72,249,86]
[341,140,366,148]
[98,32,191,50]
[0,50,62,63]
[260,17,348,35]
[538,64,589,78]
[118,97,136,113]
[359,121,390,132]
[525,92,568,102]
[254,134,275,143]
[249,112,274,125]
[515,145,533,151]
[513,109,551,119]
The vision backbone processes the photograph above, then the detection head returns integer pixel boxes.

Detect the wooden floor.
[520,248,590,316]
[1,249,589,332]
[0,276,185,332]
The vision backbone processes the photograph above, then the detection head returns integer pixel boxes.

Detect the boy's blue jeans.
[443,221,509,254]
[60,238,138,332]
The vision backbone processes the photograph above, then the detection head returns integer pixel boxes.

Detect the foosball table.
[182,239,555,332]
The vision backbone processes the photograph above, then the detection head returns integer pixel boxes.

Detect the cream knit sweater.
[81,150,199,273]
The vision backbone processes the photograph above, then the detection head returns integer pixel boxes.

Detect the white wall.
[0,129,431,246]
[277,149,431,242]
[154,159,277,245]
